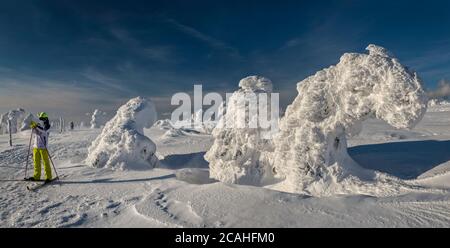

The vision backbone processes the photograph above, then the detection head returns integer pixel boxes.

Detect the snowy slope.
[0,109,449,227]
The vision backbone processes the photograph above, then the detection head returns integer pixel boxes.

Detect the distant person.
[70,121,74,131]
[26,112,52,182]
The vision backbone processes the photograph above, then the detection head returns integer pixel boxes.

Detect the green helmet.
[37,112,48,119]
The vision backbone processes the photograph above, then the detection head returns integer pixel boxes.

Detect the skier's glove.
[30,121,38,129]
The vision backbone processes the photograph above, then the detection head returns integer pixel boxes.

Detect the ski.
[26,176,60,191]
[1,179,40,182]
[1,178,48,182]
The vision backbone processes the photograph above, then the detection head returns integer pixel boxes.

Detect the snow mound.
[153,119,190,138]
[170,108,221,134]
[268,44,428,195]
[162,128,185,138]
[153,119,175,130]
[205,75,277,185]
[86,97,159,170]
[175,168,216,184]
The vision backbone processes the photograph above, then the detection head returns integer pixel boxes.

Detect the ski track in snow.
[0,108,450,227]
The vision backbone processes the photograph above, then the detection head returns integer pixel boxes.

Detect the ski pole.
[24,131,33,179]
[45,147,59,179]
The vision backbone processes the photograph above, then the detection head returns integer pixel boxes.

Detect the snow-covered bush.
[86,97,159,170]
[0,108,27,134]
[90,109,107,129]
[162,128,185,138]
[269,44,428,194]
[205,76,277,185]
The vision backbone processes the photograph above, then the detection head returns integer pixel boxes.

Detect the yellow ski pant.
[33,148,52,180]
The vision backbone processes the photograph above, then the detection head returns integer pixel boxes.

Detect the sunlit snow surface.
[0,102,449,227]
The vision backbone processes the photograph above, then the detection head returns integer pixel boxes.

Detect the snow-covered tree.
[205,76,278,185]
[0,108,27,134]
[86,97,159,169]
[268,44,428,194]
[90,109,107,129]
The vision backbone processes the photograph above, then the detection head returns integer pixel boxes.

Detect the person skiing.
[26,112,53,182]
[70,121,74,131]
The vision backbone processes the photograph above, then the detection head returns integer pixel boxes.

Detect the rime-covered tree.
[86,97,159,169]
[205,76,278,185]
[268,45,428,195]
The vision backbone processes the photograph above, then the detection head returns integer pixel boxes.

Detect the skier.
[70,121,74,131]
[26,112,53,182]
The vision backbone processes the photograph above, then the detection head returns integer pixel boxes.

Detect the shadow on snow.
[349,139,450,179]
[59,174,175,185]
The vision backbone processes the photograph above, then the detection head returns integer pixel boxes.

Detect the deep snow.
[0,105,449,227]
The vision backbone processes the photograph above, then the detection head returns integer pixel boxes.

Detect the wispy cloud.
[109,27,178,64]
[0,78,126,121]
[110,28,139,47]
[0,66,13,73]
[0,67,184,121]
[402,40,450,78]
[81,67,134,94]
[280,38,304,50]
[142,46,176,63]
[0,67,134,121]
[164,18,241,59]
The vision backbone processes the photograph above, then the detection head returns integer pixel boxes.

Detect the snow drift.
[205,76,277,185]
[268,44,428,195]
[86,97,159,169]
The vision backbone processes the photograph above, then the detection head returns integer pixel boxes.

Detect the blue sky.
[0,0,449,121]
